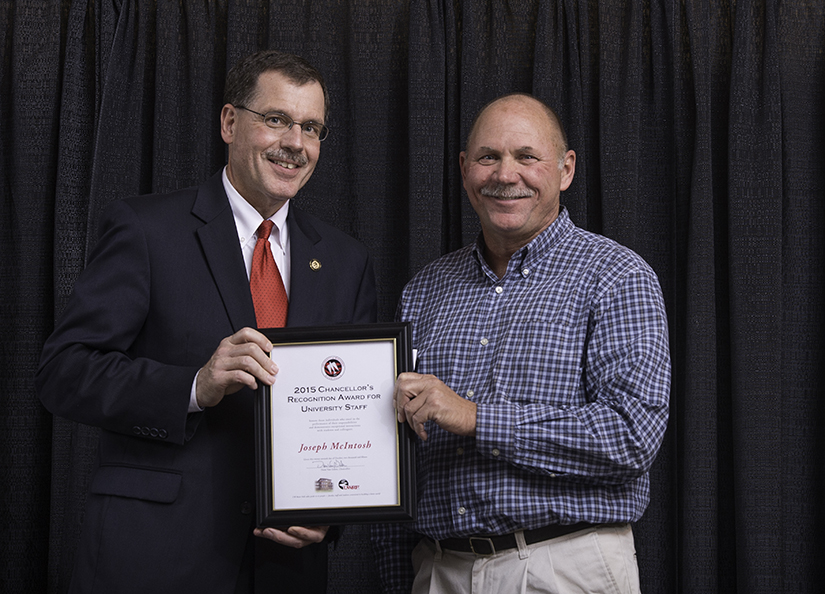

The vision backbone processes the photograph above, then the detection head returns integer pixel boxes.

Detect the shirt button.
[522,268,531,277]
[457,447,464,456]
[480,338,488,346]
[491,448,500,457]
[458,507,466,515]
[495,286,503,294]
[466,390,474,398]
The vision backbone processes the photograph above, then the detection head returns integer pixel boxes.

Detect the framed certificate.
[255,323,416,527]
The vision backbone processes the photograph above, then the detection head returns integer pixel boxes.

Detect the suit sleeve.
[36,200,197,445]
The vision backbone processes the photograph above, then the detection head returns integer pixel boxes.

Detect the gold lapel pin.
[309,259,322,271]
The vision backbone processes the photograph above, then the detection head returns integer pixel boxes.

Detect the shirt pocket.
[497,317,585,407]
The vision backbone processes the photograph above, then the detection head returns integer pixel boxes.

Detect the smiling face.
[221,70,326,218]
[460,95,575,258]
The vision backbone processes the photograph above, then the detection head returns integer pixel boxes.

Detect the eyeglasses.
[236,106,330,141]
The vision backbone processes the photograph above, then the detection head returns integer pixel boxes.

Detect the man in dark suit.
[36,50,376,594]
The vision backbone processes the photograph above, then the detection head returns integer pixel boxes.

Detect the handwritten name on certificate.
[268,338,401,510]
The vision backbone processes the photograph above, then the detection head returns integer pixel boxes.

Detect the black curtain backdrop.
[2,1,823,593]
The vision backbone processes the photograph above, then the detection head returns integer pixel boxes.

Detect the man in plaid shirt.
[371,94,670,593]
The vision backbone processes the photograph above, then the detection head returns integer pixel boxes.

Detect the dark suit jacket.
[36,172,377,594]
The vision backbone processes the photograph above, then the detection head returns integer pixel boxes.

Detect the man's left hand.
[253,526,329,548]
[394,372,477,440]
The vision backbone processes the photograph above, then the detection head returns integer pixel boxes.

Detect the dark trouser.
[235,531,329,594]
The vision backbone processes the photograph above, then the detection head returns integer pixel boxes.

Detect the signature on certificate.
[316,459,346,469]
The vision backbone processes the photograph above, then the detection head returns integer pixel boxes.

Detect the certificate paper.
[255,323,415,527]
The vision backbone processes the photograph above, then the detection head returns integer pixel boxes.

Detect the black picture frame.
[255,322,416,527]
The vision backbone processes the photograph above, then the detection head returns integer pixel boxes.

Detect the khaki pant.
[412,523,641,594]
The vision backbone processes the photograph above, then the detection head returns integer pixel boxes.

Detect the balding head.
[466,93,569,162]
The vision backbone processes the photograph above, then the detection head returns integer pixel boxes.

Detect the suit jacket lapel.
[192,172,257,332]
[285,207,323,326]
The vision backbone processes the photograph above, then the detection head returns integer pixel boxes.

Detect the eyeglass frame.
[235,105,330,141]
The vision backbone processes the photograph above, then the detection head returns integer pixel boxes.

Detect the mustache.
[264,148,308,167]
[479,183,535,199]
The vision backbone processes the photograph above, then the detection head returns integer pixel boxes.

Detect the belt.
[437,522,596,555]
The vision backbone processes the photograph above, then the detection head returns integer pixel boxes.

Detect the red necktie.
[250,220,288,328]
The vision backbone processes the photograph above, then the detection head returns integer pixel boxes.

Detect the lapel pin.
[309,259,322,271]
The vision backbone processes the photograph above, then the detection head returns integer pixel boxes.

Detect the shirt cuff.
[474,400,519,462]
[188,369,204,413]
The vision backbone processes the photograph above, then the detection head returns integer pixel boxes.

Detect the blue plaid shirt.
[372,208,670,592]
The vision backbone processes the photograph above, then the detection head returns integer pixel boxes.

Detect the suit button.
[241,501,252,515]
[132,426,142,435]
[140,427,150,436]
[158,429,168,439]
[150,428,159,438]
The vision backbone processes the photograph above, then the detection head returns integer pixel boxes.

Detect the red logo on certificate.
[323,357,344,379]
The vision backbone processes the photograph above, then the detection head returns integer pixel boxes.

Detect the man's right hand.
[196,327,278,408]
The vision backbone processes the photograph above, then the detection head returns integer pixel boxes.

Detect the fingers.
[253,525,329,548]
[393,372,414,423]
[196,327,278,408]
[394,372,433,439]
[226,331,278,384]
[286,525,329,543]
[227,327,274,355]
[394,373,477,440]
[394,374,429,440]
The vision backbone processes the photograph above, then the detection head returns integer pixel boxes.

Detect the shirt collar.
[473,206,572,273]
[222,167,290,251]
